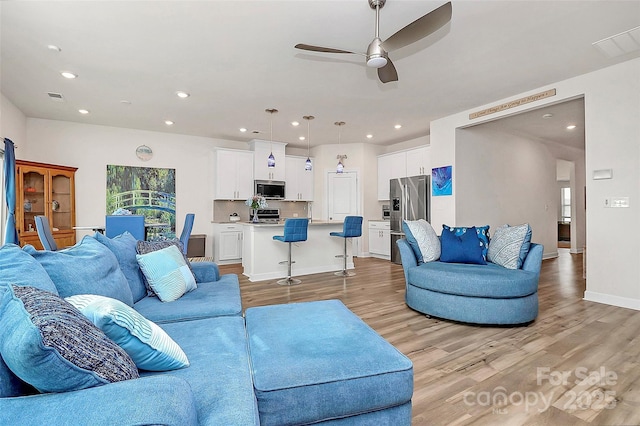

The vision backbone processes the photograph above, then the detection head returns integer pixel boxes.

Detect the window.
[561,187,571,223]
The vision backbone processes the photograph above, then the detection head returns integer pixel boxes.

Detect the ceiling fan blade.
[377,59,398,83]
[295,43,359,55]
[380,1,452,52]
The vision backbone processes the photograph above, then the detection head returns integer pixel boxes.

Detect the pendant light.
[335,121,346,173]
[303,115,314,171]
[265,108,278,168]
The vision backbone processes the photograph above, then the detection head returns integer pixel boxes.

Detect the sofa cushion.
[443,224,490,260]
[407,261,539,298]
[66,294,189,371]
[136,239,194,297]
[134,274,242,323]
[0,244,58,295]
[440,226,486,265]
[0,284,138,393]
[136,245,197,302]
[94,232,147,303]
[23,236,134,306]
[487,223,532,269]
[403,219,440,263]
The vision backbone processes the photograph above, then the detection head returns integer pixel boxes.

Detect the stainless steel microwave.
[255,180,285,199]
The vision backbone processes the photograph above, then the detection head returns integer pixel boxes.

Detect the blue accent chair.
[105,215,145,240]
[330,216,363,277]
[272,218,309,285]
[34,215,57,251]
[179,213,195,255]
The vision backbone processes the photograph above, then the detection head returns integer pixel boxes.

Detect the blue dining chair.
[330,216,363,277]
[179,213,195,255]
[272,218,309,285]
[35,215,57,251]
[105,215,145,240]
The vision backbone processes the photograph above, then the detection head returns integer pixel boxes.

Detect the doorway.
[327,171,360,254]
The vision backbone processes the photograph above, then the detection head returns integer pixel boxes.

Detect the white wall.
[455,126,558,259]
[430,58,640,310]
[1,94,27,151]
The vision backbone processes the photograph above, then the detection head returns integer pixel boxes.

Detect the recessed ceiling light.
[47,44,61,52]
[175,91,190,99]
[61,71,77,79]
[120,100,131,105]
[566,125,577,130]
[291,121,300,127]
[542,113,554,119]
[239,128,247,132]
[78,109,89,114]
[299,136,305,141]
[394,124,402,129]
[366,134,373,139]
[165,120,174,126]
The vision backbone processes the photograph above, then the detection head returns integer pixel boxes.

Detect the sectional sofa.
[0,233,413,425]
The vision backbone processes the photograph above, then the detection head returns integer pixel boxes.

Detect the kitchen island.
[242,221,355,282]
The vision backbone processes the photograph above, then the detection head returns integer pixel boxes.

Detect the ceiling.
[1,1,639,150]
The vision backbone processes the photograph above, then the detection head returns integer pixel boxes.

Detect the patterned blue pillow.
[0,284,138,393]
[403,220,440,263]
[67,294,189,371]
[487,223,532,269]
[443,224,490,260]
[440,226,486,265]
[137,245,197,302]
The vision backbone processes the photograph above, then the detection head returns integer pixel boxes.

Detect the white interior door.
[327,171,358,221]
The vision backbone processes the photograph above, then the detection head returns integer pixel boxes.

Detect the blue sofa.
[397,238,544,325]
[0,235,260,426]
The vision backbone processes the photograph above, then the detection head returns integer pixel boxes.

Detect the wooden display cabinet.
[16,160,77,249]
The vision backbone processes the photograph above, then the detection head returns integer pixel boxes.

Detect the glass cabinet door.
[21,168,47,235]
[50,170,73,231]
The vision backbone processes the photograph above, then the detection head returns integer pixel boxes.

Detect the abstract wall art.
[432,165,452,196]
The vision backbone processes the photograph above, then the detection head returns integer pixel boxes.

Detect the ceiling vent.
[47,92,65,102]
[593,26,640,58]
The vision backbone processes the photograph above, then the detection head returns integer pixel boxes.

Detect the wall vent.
[47,92,65,102]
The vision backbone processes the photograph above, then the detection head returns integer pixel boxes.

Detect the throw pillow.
[0,244,58,295]
[95,232,147,303]
[0,284,138,393]
[443,224,490,260]
[439,226,486,265]
[136,240,195,297]
[403,219,440,263]
[136,245,197,302]
[487,223,532,269]
[66,294,189,371]
[23,236,134,306]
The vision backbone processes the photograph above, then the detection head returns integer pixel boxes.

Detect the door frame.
[325,169,362,255]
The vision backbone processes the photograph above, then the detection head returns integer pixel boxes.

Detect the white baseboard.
[583,291,640,311]
[543,250,558,260]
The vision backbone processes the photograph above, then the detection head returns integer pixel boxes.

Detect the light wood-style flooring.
[219,250,640,425]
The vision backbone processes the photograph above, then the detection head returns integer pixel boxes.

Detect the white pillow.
[136,245,197,302]
[66,294,189,371]
[404,219,441,262]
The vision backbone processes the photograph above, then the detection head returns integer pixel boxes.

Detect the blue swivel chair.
[105,215,145,240]
[272,218,309,285]
[179,213,195,255]
[330,216,363,277]
[35,215,57,251]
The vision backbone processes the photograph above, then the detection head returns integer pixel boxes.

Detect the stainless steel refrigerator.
[390,175,430,264]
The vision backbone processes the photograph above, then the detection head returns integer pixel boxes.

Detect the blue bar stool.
[272,218,309,285]
[330,216,363,277]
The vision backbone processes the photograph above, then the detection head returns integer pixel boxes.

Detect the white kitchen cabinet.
[285,156,314,201]
[249,140,287,181]
[213,149,254,200]
[214,223,244,264]
[369,221,390,259]
[405,146,431,177]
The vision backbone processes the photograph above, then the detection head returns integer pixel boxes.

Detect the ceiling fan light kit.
[294,1,452,83]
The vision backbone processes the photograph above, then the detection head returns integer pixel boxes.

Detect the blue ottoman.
[245,300,413,425]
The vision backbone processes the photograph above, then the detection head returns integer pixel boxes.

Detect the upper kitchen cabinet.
[249,139,286,181]
[213,148,254,200]
[377,146,431,200]
[285,156,314,201]
[16,160,77,249]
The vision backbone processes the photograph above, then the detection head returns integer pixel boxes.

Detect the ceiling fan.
[295,0,452,83]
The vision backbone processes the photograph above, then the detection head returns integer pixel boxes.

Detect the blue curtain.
[4,138,18,245]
